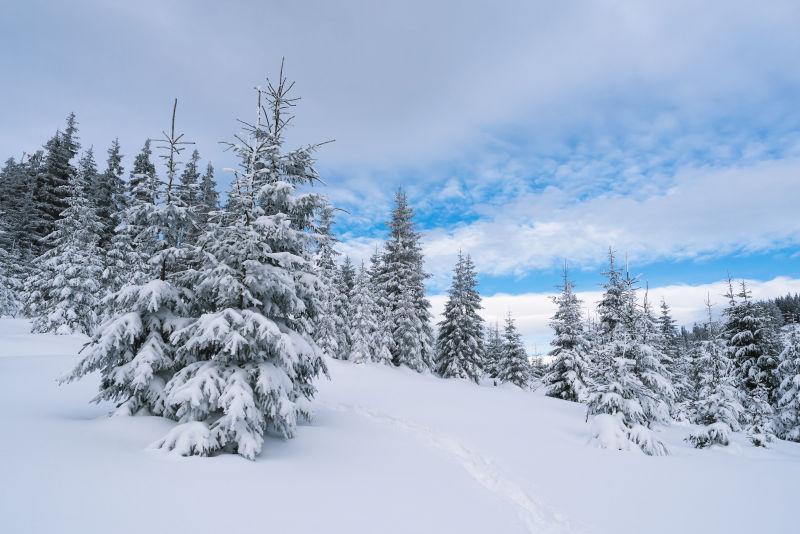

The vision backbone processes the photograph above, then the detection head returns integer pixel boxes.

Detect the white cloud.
[419,157,800,287]
[430,276,800,353]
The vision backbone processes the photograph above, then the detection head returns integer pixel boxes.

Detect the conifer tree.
[313,205,339,358]
[496,313,531,388]
[375,190,434,370]
[32,114,80,256]
[724,279,781,399]
[178,149,202,243]
[103,139,158,291]
[94,138,126,251]
[26,148,104,334]
[63,104,193,416]
[745,386,776,447]
[776,328,800,441]
[435,253,485,382]
[0,216,19,316]
[585,252,670,455]
[349,263,382,363]
[152,71,329,459]
[367,247,393,365]
[686,301,743,448]
[543,266,592,401]
[484,321,504,381]
[197,162,219,227]
[331,256,355,359]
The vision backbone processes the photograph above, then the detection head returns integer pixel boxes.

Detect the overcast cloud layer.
[2,1,799,347]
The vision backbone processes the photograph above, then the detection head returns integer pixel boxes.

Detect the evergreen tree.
[197,162,219,227]
[26,148,104,334]
[0,215,19,316]
[367,247,393,365]
[724,279,782,401]
[543,266,592,401]
[636,291,675,425]
[62,104,193,417]
[313,205,339,358]
[104,139,158,291]
[435,253,485,382]
[745,386,776,447]
[331,256,355,359]
[94,138,126,251]
[686,302,743,448]
[585,252,670,455]
[178,149,202,243]
[349,264,382,363]
[484,322,504,381]
[776,328,800,441]
[32,114,80,256]
[151,73,328,459]
[375,190,434,370]
[496,313,531,388]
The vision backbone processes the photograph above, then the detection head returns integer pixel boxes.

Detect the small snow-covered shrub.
[686,422,732,448]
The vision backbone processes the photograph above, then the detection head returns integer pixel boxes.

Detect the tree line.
[1,67,798,459]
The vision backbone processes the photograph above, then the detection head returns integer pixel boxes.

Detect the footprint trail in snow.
[325,402,588,534]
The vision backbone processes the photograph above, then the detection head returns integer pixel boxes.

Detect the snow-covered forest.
[2,73,799,461]
[2,2,800,528]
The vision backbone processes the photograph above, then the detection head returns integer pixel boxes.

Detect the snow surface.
[0,317,798,534]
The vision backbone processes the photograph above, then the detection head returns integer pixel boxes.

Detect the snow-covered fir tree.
[312,205,339,358]
[25,149,104,334]
[331,256,355,359]
[374,190,434,371]
[349,263,382,363]
[177,148,202,244]
[686,301,744,448]
[776,327,800,441]
[484,321,504,382]
[724,279,782,400]
[585,252,670,455]
[435,252,485,382]
[543,266,592,401]
[0,215,18,316]
[151,73,329,460]
[496,313,531,388]
[367,247,393,365]
[32,114,80,257]
[94,138,126,252]
[63,105,194,416]
[636,290,675,425]
[103,139,158,291]
[197,162,219,227]
[745,385,776,447]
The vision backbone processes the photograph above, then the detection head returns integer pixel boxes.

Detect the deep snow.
[0,318,797,534]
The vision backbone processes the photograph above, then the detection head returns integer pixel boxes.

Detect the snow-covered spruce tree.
[375,190,434,370]
[32,114,80,257]
[62,103,194,416]
[312,205,339,358]
[94,138,126,252]
[331,256,355,359]
[152,72,329,460]
[636,290,675,425]
[686,301,744,448]
[776,328,800,441]
[495,313,531,388]
[745,385,776,447]
[367,247,393,365]
[484,321,504,382]
[0,215,19,316]
[349,263,382,363]
[177,148,202,244]
[197,162,219,227]
[585,252,670,455]
[724,279,782,400]
[543,266,592,401]
[0,156,37,270]
[435,252,485,382]
[26,148,104,335]
[103,139,159,292]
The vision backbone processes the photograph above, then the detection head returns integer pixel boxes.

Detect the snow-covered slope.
[0,318,797,534]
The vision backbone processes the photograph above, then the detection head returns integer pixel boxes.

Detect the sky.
[2,0,799,349]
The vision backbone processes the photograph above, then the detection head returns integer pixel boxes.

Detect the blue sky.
[2,0,800,346]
